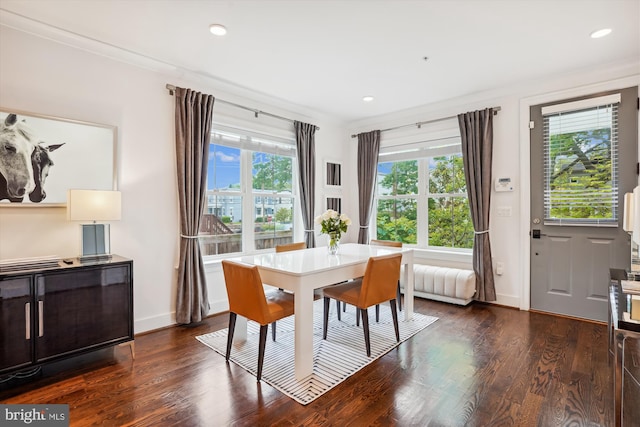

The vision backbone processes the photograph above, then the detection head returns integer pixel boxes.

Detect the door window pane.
[543,103,618,225]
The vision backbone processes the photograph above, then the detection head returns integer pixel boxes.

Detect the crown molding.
[0,8,339,124]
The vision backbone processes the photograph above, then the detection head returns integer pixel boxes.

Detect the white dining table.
[230,243,415,380]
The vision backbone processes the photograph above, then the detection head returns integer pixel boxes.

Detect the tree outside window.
[544,106,616,223]
[376,154,473,249]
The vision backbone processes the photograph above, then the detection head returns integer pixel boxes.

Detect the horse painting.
[0,113,64,203]
[28,143,65,202]
[0,114,35,200]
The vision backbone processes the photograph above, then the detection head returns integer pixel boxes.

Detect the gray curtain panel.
[174,87,215,324]
[458,108,496,302]
[294,121,317,248]
[357,130,381,244]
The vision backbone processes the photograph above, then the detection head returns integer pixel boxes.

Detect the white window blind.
[542,95,619,226]
[378,136,461,162]
[211,123,296,156]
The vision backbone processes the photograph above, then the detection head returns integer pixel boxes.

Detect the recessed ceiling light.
[362,96,374,102]
[590,28,612,39]
[209,24,227,36]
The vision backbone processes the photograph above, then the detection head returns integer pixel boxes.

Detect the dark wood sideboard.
[0,255,133,380]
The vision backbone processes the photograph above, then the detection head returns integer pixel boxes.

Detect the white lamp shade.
[623,192,635,232]
[633,186,640,246]
[67,189,121,221]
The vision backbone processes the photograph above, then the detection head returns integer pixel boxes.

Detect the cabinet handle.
[38,300,44,337]
[25,302,31,340]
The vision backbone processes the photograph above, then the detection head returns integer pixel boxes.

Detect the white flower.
[317,209,350,238]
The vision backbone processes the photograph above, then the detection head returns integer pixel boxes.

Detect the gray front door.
[530,86,638,322]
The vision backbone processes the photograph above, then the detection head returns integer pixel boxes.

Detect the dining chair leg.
[257,324,269,381]
[323,297,331,340]
[360,308,371,357]
[375,304,380,322]
[397,281,402,311]
[336,299,342,321]
[343,301,346,312]
[226,312,237,361]
[356,309,360,327]
[271,321,276,341]
[390,299,400,342]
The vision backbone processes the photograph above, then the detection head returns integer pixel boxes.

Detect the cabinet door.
[35,263,132,362]
[0,276,33,373]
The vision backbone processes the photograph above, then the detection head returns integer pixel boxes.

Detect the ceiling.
[1,0,638,122]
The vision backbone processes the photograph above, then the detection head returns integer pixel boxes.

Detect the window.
[199,126,296,256]
[252,152,294,250]
[542,94,620,226]
[376,160,418,243]
[375,144,473,249]
[427,154,474,248]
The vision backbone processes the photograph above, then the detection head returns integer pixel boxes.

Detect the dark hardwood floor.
[0,298,625,426]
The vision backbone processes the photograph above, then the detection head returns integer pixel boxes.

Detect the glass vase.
[327,232,340,255]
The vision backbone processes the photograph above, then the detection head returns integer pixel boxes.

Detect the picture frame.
[324,159,342,189]
[0,108,117,206]
[326,197,341,213]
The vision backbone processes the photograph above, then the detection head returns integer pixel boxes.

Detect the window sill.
[412,247,473,264]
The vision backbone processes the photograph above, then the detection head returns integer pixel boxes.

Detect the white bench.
[401,264,476,306]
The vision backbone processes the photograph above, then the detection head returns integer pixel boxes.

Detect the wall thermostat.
[495,177,514,192]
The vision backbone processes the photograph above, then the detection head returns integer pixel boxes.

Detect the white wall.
[348,61,640,309]
[0,26,346,332]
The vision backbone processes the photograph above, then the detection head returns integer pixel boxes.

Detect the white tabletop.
[233,243,407,277]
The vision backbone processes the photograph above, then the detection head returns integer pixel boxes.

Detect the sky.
[208,144,240,190]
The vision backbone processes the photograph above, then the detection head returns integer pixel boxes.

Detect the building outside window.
[199,126,296,256]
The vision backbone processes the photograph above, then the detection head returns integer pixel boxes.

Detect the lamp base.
[79,254,113,263]
[80,224,111,259]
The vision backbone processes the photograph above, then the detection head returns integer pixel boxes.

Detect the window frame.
[200,124,299,260]
[541,93,620,227]
[374,142,473,252]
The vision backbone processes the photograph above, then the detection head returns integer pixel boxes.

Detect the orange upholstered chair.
[275,241,306,253]
[322,253,402,356]
[221,260,295,381]
[370,239,403,312]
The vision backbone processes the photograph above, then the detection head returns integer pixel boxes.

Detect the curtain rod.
[350,106,501,138]
[166,84,319,131]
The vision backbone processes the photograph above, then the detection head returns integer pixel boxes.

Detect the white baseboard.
[135,312,175,334]
[134,298,229,335]
[493,293,520,308]
[208,298,229,315]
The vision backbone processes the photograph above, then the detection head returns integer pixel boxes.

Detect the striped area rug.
[196,300,438,405]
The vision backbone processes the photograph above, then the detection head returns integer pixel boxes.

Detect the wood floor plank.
[0,298,621,426]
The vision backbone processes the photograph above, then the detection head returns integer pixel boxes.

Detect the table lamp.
[67,189,121,260]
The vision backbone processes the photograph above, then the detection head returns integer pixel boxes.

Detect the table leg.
[233,316,247,342]
[403,255,414,321]
[294,285,315,380]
